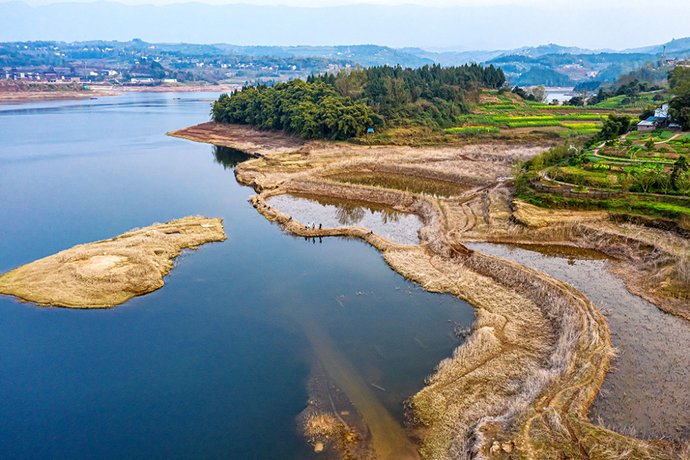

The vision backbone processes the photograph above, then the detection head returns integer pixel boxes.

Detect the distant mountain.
[514,67,574,87]
[1,0,690,88]
[399,48,505,67]
[504,44,610,58]
[485,51,659,85]
[480,37,690,86]
[625,37,690,57]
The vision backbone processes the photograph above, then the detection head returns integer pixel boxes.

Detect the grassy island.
[0,216,226,308]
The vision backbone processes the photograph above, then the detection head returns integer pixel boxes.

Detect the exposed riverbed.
[467,243,690,441]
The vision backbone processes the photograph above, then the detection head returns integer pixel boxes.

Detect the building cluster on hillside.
[637,104,683,131]
[2,66,120,83]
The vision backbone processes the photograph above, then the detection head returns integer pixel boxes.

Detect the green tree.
[671,156,689,191]
[214,63,506,137]
[669,93,690,130]
[668,67,690,130]
[599,114,632,139]
[334,69,367,99]
[669,66,690,96]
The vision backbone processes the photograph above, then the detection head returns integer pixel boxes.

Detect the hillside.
[3,34,690,87]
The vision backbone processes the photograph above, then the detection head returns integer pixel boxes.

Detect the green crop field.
[445,126,500,135]
[449,91,631,137]
[589,92,664,110]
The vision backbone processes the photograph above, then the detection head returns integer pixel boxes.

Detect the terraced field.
[446,90,662,139]
[522,128,690,224]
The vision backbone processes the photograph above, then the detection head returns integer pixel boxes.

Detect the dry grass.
[168,122,305,155]
[173,122,686,459]
[513,200,609,227]
[0,216,226,308]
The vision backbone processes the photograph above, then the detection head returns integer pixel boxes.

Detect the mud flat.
[0,216,226,308]
[0,83,119,103]
[467,243,690,442]
[169,122,306,155]
[0,90,112,103]
[509,200,690,322]
[172,122,683,459]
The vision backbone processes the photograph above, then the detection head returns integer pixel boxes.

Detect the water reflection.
[267,194,422,245]
[212,145,251,169]
[335,203,366,226]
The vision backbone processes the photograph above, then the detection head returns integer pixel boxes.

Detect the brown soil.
[169,122,306,155]
[0,216,226,308]
[0,90,114,103]
[0,82,120,103]
[171,122,685,459]
[0,84,233,104]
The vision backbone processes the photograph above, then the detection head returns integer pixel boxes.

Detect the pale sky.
[2,0,689,50]
[11,0,668,6]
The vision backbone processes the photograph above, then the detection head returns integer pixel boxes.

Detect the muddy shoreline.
[0,89,116,103]
[0,84,235,104]
[468,243,690,442]
[170,122,686,459]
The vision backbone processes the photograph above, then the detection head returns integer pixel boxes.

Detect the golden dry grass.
[513,199,609,227]
[0,216,226,308]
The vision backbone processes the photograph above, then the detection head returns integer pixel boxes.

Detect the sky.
[6,0,678,6]
[1,0,689,50]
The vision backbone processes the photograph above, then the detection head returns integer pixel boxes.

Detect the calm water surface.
[267,194,423,245]
[0,93,474,459]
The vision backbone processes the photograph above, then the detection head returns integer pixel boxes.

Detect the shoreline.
[0,89,115,103]
[169,122,685,458]
[0,84,237,104]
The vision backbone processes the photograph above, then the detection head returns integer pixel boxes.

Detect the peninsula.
[167,64,689,457]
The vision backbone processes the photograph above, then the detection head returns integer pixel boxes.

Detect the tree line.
[211,63,505,139]
[211,80,378,140]
[669,66,690,130]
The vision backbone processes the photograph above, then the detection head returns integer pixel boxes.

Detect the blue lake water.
[0,93,474,459]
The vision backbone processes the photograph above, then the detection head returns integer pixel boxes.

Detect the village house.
[637,104,671,132]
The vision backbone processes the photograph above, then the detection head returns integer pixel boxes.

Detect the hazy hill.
[213,45,433,68]
[626,37,690,57]
[2,0,690,87]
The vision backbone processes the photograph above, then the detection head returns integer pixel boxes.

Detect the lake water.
[0,93,474,459]
[544,87,576,103]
